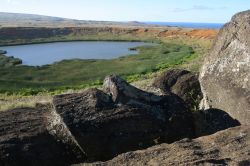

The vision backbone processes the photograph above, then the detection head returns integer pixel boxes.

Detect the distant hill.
[0,12,146,28]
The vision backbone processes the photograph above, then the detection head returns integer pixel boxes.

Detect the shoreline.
[0,39,158,47]
[0,50,7,54]
[0,40,157,67]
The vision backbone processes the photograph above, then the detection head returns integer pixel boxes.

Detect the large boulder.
[53,75,194,161]
[77,125,250,166]
[199,10,250,124]
[0,105,86,166]
[153,69,202,110]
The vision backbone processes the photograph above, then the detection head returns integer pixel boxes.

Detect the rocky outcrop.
[199,10,250,124]
[153,69,202,110]
[152,69,239,137]
[77,125,250,166]
[0,73,246,165]
[0,104,86,166]
[53,75,194,161]
[0,50,7,54]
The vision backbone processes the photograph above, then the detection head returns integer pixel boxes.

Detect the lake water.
[0,41,150,66]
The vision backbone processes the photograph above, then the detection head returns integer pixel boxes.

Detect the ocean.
[144,22,224,29]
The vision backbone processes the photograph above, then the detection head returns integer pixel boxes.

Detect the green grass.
[0,42,196,95]
[0,54,22,67]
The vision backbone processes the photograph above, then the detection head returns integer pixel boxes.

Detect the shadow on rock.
[78,125,249,166]
[193,108,240,137]
[151,69,241,137]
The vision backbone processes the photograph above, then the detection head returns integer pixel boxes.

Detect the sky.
[0,0,249,23]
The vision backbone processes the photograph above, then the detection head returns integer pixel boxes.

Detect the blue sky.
[0,0,249,23]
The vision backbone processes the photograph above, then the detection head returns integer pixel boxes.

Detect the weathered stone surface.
[76,125,250,166]
[0,105,86,166]
[0,70,247,166]
[199,10,250,124]
[153,69,202,110]
[53,75,194,161]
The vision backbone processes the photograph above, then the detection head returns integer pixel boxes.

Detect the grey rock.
[199,10,250,124]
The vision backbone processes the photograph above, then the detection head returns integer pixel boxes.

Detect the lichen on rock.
[199,10,250,125]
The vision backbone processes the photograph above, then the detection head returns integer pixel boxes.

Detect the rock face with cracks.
[53,75,194,161]
[0,104,86,166]
[199,10,250,125]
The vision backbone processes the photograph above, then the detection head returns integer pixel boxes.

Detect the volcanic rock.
[153,69,202,110]
[76,125,250,166]
[0,104,86,166]
[199,10,250,125]
[53,75,194,161]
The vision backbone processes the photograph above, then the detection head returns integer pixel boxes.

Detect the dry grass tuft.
[0,93,52,112]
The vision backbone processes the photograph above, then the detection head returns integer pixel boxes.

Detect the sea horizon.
[144,22,224,29]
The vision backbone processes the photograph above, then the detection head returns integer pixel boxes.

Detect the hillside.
[0,12,147,28]
[0,12,217,48]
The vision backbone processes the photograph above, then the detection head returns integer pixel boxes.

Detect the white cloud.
[173,5,228,12]
[5,0,20,5]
